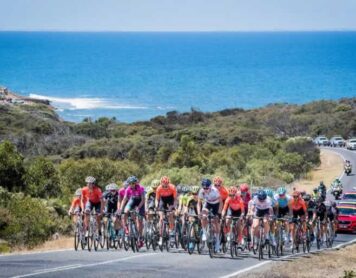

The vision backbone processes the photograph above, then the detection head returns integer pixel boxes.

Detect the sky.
[0,0,355,31]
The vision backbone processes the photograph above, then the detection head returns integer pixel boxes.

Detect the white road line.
[219,239,356,278]
[0,249,72,257]
[11,253,157,278]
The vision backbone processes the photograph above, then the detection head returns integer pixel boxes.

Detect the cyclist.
[197,178,222,252]
[318,181,327,201]
[289,191,307,248]
[155,176,177,245]
[240,183,251,215]
[68,188,82,224]
[118,180,129,211]
[102,183,120,237]
[213,176,228,204]
[222,186,245,245]
[326,200,339,239]
[303,193,316,242]
[312,187,319,200]
[120,176,145,248]
[274,187,291,242]
[184,186,200,216]
[314,197,327,245]
[250,189,273,246]
[145,179,159,213]
[81,176,104,238]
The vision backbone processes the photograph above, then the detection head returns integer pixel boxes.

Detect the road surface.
[1,147,355,278]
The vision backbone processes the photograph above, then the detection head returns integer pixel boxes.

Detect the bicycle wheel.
[229,232,236,258]
[187,223,196,255]
[207,226,215,259]
[99,222,105,249]
[316,223,321,250]
[87,233,93,252]
[94,233,99,251]
[74,224,80,251]
[145,223,152,250]
[258,228,264,261]
[174,220,181,249]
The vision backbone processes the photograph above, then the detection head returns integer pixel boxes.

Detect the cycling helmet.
[151,179,160,190]
[257,190,267,201]
[176,185,183,193]
[160,176,170,185]
[213,176,223,186]
[201,178,212,188]
[240,183,249,192]
[106,183,119,191]
[123,180,129,188]
[74,188,82,197]
[331,201,337,208]
[146,186,152,193]
[292,191,300,198]
[184,186,191,194]
[303,194,311,202]
[265,188,274,198]
[85,176,96,184]
[191,186,200,194]
[127,176,138,184]
[228,186,238,196]
[277,187,287,195]
[300,190,306,197]
[313,187,318,193]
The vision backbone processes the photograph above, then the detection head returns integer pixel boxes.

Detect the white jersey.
[198,187,220,204]
[252,196,273,210]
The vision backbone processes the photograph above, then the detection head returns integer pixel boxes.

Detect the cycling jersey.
[146,190,156,210]
[156,184,177,200]
[198,187,220,204]
[179,194,189,207]
[215,185,228,202]
[82,186,102,205]
[223,196,244,212]
[316,202,327,221]
[251,196,273,217]
[71,197,81,209]
[186,196,198,215]
[118,188,126,200]
[306,200,316,219]
[290,197,307,212]
[274,194,291,208]
[124,184,145,199]
[102,190,119,213]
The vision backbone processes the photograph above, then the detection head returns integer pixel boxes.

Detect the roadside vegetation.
[0,97,355,251]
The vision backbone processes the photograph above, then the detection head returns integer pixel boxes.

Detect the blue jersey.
[274,194,291,208]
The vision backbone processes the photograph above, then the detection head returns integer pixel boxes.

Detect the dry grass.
[290,149,344,193]
[237,244,356,278]
[11,236,72,254]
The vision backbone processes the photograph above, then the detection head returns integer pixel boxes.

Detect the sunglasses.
[203,187,210,190]
[279,194,285,197]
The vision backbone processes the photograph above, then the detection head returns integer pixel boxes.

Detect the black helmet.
[303,194,311,202]
[257,190,267,201]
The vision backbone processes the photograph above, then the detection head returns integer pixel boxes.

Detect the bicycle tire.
[229,232,235,258]
[258,228,263,261]
[74,231,80,251]
[187,223,196,255]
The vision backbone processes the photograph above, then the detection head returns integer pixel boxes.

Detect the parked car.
[314,136,330,146]
[337,200,356,207]
[337,205,356,233]
[330,136,345,147]
[346,138,356,150]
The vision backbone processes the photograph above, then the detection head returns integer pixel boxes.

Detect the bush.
[24,157,61,198]
[0,195,55,248]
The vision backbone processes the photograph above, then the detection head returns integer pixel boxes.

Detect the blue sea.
[0,32,356,122]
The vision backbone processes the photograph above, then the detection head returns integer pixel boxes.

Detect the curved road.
[1,148,355,278]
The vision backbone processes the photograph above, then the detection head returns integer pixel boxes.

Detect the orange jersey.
[223,196,244,212]
[71,197,81,209]
[216,186,228,202]
[156,184,177,200]
[290,198,306,211]
[82,186,102,204]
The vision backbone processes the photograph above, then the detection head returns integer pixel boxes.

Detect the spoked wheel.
[74,226,80,251]
[187,224,196,255]
[229,233,236,258]
[94,232,100,251]
[174,221,181,249]
[99,224,105,249]
[258,229,264,260]
[87,234,93,252]
[207,228,215,259]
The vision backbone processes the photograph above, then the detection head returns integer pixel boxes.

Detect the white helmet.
[105,183,119,191]
[85,176,96,184]
[74,188,82,197]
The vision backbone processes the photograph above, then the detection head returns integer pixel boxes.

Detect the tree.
[24,157,61,198]
[0,141,25,191]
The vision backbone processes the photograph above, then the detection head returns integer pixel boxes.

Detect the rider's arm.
[221,199,229,217]
[155,188,160,209]
[197,198,202,215]
[120,196,127,211]
[138,192,145,210]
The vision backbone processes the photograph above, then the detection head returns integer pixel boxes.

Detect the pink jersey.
[124,184,144,199]
[119,188,126,200]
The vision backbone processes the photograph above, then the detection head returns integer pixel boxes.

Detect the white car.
[314,136,330,146]
[330,136,345,147]
[346,138,356,150]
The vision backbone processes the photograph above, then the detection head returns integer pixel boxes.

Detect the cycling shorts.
[277,206,289,218]
[104,203,117,214]
[293,208,305,218]
[256,208,270,218]
[203,202,220,216]
[159,195,175,210]
[227,208,242,218]
[85,201,101,213]
[125,197,145,216]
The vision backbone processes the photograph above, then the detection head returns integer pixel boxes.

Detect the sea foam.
[29,94,148,110]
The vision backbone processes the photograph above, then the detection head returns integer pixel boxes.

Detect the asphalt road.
[1,147,355,278]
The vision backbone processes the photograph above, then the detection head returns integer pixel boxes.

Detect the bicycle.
[145,211,159,251]
[173,213,183,249]
[274,217,288,257]
[72,212,86,251]
[206,209,218,258]
[315,217,322,250]
[187,214,204,255]
[219,217,228,254]
[292,218,306,254]
[158,209,171,252]
[326,218,335,248]
[87,211,100,252]
[252,216,270,260]
[226,216,242,258]
[104,213,119,250]
[123,210,140,252]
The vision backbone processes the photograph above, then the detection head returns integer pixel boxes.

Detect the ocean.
[0,32,356,122]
